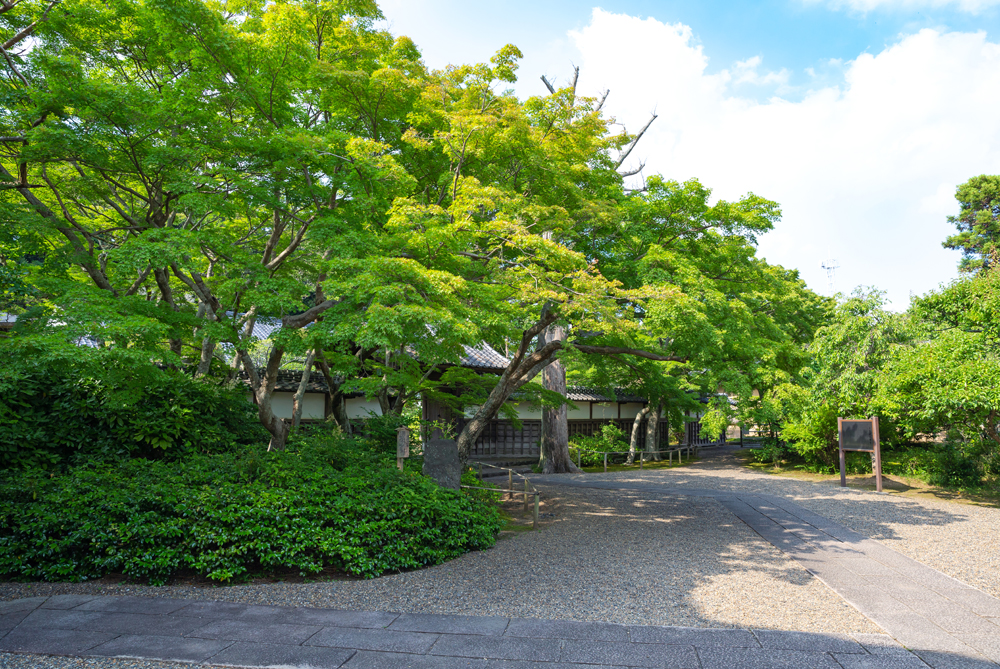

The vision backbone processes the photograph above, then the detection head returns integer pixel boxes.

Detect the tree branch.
[615,113,658,170]
[573,344,686,362]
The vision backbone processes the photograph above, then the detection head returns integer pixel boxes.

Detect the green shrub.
[748,437,790,466]
[0,439,503,584]
[0,361,266,470]
[569,424,630,466]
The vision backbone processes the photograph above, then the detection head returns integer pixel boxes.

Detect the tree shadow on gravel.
[587,447,980,544]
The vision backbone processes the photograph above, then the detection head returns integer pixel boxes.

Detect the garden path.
[3,445,1000,668]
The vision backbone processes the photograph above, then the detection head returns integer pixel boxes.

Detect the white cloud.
[568,10,1000,307]
[729,56,791,87]
[810,0,1000,14]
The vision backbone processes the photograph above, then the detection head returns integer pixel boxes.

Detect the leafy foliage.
[0,439,503,584]
[943,175,1000,274]
[569,423,629,466]
[0,346,265,470]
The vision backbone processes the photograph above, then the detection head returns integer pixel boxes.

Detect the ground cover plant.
[0,433,503,585]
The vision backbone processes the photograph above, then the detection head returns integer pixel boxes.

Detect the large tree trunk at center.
[645,403,661,460]
[538,323,581,474]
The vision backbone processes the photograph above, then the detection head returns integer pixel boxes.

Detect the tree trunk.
[240,345,290,451]
[315,352,351,434]
[627,405,650,465]
[538,323,580,474]
[153,267,182,358]
[645,403,661,460]
[291,349,317,429]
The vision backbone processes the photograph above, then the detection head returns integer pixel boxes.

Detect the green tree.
[890,267,1000,449]
[778,289,911,465]
[567,175,828,447]
[943,175,1000,274]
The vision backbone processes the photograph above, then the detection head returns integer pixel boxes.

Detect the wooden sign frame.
[837,416,882,492]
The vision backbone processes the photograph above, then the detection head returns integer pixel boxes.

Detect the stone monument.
[422,438,461,490]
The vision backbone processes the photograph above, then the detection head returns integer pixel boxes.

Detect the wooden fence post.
[603,453,608,473]
[523,479,529,513]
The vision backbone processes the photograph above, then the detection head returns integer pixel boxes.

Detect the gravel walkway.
[596,445,1000,599]
[0,484,877,635]
[9,444,998,669]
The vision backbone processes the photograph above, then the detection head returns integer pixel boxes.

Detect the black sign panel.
[840,420,874,452]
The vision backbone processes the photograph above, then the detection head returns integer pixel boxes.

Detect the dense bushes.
[0,438,503,584]
[569,423,630,466]
[750,438,997,490]
[0,359,266,470]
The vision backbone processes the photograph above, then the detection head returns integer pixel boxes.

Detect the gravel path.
[592,445,1000,600]
[0,481,878,636]
[11,443,999,669]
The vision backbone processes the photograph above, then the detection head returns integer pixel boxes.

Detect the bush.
[0,437,503,584]
[569,423,629,466]
[0,360,266,470]
[748,437,790,466]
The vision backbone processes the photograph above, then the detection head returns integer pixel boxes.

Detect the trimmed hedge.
[0,444,502,584]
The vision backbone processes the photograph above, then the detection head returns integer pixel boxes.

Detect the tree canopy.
[1,0,823,462]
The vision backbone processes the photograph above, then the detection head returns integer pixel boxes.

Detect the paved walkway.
[4,450,1000,668]
[0,593,965,668]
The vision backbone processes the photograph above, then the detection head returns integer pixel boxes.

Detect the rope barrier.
[570,445,700,471]
[467,462,540,530]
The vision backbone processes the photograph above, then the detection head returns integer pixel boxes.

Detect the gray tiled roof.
[566,387,647,403]
[240,369,330,393]
[460,342,509,371]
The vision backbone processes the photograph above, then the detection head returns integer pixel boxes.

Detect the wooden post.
[603,452,608,473]
[523,479,529,514]
[396,426,410,471]
[640,452,644,470]
[838,417,847,487]
[872,415,883,493]
[533,494,539,530]
[508,470,513,501]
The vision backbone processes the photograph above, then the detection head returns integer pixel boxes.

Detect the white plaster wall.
[566,401,590,420]
[591,402,618,419]
[270,392,326,420]
[619,402,645,419]
[514,403,542,419]
[346,398,383,419]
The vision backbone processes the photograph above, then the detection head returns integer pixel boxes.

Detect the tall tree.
[943,175,1000,274]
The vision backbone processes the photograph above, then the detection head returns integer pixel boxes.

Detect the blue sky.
[379,1,1000,308]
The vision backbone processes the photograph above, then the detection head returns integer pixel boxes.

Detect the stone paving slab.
[559,639,698,667]
[208,641,355,668]
[505,617,630,642]
[87,633,234,662]
[389,612,509,635]
[0,593,992,668]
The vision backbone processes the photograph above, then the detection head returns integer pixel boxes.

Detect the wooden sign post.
[837,416,883,492]
[396,426,411,471]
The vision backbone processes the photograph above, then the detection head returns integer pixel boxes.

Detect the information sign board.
[838,416,883,492]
